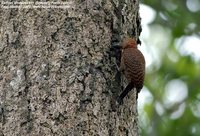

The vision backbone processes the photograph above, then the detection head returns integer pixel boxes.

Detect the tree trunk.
[0,0,141,135]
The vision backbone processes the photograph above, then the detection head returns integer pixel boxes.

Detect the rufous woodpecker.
[117,38,145,104]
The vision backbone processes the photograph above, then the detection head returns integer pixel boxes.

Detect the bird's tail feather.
[117,82,134,104]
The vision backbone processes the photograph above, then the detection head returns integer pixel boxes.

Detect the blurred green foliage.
[143,0,200,37]
[140,0,200,136]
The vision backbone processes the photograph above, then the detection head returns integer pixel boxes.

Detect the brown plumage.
[117,38,145,104]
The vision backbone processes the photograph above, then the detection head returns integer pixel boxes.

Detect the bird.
[117,38,145,104]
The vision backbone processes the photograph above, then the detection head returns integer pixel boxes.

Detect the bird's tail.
[117,82,134,105]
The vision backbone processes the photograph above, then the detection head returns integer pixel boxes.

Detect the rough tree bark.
[0,0,142,135]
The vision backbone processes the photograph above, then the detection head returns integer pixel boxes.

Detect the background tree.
[0,0,142,135]
[139,0,200,136]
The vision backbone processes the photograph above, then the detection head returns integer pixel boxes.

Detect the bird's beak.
[111,42,122,49]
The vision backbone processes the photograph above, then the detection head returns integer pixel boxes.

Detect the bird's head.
[121,38,138,49]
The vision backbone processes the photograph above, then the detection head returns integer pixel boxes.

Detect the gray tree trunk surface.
[0,0,141,135]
